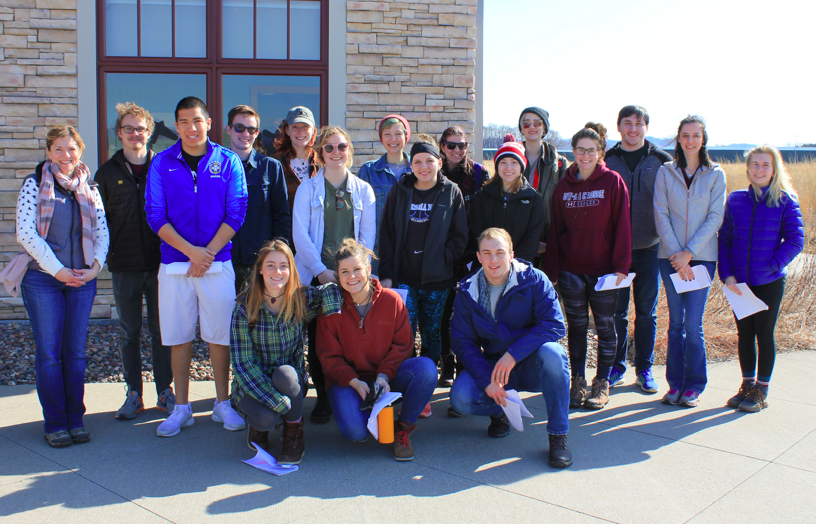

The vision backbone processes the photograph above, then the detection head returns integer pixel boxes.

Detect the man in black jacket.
[224,105,291,293]
[95,102,174,420]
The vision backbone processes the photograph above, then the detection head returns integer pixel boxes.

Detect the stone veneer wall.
[0,0,116,321]
[345,0,478,167]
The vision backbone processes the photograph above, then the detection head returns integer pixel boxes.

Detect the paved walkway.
[2,351,816,524]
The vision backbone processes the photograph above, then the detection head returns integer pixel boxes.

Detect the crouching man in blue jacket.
[450,227,572,468]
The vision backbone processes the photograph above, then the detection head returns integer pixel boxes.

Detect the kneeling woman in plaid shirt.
[229,239,342,464]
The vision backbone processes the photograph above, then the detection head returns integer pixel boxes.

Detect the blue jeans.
[21,269,97,433]
[328,357,437,441]
[658,259,715,394]
[614,244,661,374]
[398,284,449,363]
[449,342,570,435]
[112,270,171,395]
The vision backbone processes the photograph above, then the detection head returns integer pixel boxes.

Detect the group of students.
[5,96,804,470]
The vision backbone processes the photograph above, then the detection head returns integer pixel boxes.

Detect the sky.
[482,0,816,147]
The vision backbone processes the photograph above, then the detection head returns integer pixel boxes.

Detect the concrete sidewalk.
[2,351,815,524]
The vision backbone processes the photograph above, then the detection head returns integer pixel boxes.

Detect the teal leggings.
[398,284,449,363]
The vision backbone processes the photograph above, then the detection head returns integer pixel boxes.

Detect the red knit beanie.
[494,142,527,170]
[378,114,411,142]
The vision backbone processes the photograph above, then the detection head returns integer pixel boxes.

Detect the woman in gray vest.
[13,126,109,447]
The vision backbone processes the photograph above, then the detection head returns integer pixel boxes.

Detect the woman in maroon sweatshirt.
[316,238,437,462]
[544,123,631,411]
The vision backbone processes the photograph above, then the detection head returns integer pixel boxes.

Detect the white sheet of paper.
[670,265,712,294]
[722,283,769,320]
[594,272,636,291]
[366,391,402,439]
[166,261,223,275]
[242,442,299,475]
[500,389,534,432]
[392,288,408,305]
[466,262,473,271]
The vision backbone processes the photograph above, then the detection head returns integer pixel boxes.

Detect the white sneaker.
[156,404,194,437]
[212,399,246,431]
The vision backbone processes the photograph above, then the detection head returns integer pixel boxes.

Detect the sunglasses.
[231,123,259,134]
[334,188,346,210]
[121,125,149,135]
[522,120,543,129]
[323,143,349,153]
[443,142,468,150]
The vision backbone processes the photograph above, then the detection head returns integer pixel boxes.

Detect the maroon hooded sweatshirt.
[544,161,632,281]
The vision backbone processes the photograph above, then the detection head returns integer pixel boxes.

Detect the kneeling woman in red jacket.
[544,123,631,411]
[317,238,437,461]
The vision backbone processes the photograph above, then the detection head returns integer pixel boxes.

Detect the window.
[97,0,327,162]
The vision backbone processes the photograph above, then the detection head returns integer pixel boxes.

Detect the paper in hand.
[594,273,636,291]
[500,389,534,432]
[242,442,299,475]
[670,265,712,293]
[166,261,223,275]
[722,283,769,320]
[366,391,402,439]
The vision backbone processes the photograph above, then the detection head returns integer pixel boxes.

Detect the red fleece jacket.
[544,161,632,280]
[316,279,413,390]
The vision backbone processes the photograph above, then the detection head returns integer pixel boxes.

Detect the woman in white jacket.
[653,115,726,408]
[292,126,376,423]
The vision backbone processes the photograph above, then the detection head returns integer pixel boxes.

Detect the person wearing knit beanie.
[518,107,550,135]
[494,141,527,172]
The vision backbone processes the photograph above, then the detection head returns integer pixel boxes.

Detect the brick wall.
[345,0,478,167]
[0,0,116,320]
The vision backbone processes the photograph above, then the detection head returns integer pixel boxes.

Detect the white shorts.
[158,260,236,346]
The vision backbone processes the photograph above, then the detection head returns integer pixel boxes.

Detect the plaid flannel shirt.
[230,284,342,413]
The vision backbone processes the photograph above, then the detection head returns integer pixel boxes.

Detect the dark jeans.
[449,342,570,435]
[307,277,325,399]
[237,365,305,430]
[328,357,437,441]
[21,270,97,434]
[558,271,618,380]
[112,270,171,395]
[736,277,786,383]
[613,244,660,374]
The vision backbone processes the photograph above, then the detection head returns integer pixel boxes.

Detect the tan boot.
[584,377,610,410]
[278,419,304,465]
[393,419,416,461]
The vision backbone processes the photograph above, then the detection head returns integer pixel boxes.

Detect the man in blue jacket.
[450,228,572,468]
[145,96,248,437]
[224,104,290,293]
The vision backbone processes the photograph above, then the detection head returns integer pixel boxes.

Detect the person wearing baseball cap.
[271,106,318,216]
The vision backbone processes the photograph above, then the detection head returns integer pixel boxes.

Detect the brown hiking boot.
[247,425,269,451]
[584,377,610,410]
[738,385,769,413]
[569,375,588,408]
[393,419,416,461]
[278,420,305,465]
[727,381,754,408]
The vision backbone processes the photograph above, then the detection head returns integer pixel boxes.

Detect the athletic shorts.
[157,261,235,346]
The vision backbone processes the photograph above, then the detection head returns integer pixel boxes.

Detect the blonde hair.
[314,126,354,168]
[478,227,514,252]
[45,125,85,153]
[115,102,155,135]
[240,240,307,326]
[745,145,798,207]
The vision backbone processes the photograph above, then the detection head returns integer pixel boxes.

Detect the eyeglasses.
[121,126,149,135]
[334,188,346,210]
[323,143,349,153]
[574,147,599,156]
[443,142,468,150]
[231,123,259,134]
[521,120,543,129]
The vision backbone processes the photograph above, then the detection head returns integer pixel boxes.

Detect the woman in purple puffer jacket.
[718,145,804,413]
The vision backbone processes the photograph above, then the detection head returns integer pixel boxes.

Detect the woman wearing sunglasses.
[378,134,468,416]
[544,123,631,411]
[436,126,490,388]
[292,126,376,424]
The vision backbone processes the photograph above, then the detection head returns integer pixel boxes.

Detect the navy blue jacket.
[718,187,804,286]
[231,150,291,266]
[451,259,566,390]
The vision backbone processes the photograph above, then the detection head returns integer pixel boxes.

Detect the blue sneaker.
[608,367,625,387]
[636,369,659,394]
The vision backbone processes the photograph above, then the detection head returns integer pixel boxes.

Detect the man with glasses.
[225,105,291,293]
[95,102,174,421]
[604,105,672,394]
[517,108,568,263]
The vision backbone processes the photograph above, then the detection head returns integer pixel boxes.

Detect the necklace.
[352,285,373,329]
[264,291,285,305]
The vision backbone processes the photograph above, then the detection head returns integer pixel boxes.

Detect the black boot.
[548,434,573,468]
[437,354,455,388]
[310,394,332,424]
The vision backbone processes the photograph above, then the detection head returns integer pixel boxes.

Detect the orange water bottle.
[378,406,394,443]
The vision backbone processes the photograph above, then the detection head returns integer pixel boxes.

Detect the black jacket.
[231,150,291,266]
[94,150,162,272]
[378,173,467,288]
[469,178,545,263]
